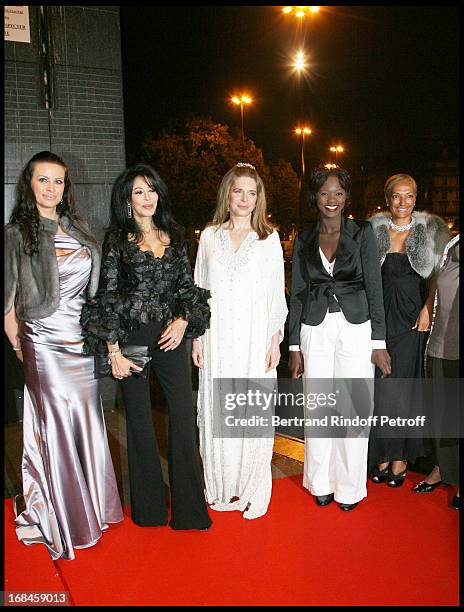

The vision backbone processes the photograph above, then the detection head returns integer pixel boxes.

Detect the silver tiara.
[236,162,256,170]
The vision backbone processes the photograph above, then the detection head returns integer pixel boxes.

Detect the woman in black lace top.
[81,163,212,530]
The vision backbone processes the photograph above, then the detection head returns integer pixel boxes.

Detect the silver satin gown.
[14,234,123,560]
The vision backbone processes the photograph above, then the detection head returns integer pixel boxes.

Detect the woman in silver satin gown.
[4,151,123,560]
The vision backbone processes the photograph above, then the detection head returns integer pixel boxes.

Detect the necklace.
[388,216,415,232]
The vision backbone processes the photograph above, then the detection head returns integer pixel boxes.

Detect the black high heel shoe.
[412,480,442,493]
[371,465,389,484]
[450,495,460,510]
[387,464,407,488]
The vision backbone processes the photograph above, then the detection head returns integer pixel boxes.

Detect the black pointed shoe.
[412,480,442,493]
[450,495,460,510]
[316,493,334,506]
[339,502,358,511]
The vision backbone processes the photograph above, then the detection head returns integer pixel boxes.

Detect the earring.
[127,202,132,218]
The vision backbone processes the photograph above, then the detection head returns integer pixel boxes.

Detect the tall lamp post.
[295,126,312,228]
[231,94,252,155]
[329,145,344,165]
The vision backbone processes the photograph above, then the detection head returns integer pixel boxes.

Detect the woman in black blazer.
[289,166,391,511]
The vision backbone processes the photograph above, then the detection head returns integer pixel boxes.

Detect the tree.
[140,116,268,232]
[140,115,302,238]
[267,160,299,231]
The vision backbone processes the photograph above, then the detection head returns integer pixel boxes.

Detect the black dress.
[369,253,428,467]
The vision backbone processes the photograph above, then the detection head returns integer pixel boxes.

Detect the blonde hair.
[384,173,418,206]
[212,165,275,239]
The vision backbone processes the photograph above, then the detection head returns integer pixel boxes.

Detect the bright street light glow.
[295,126,312,136]
[330,145,344,153]
[282,6,320,18]
[232,95,252,105]
[294,50,306,72]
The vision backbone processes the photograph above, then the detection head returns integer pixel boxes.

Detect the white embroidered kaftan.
[194,226,288,519]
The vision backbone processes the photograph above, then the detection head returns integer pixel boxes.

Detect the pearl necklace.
[388,216,415,232]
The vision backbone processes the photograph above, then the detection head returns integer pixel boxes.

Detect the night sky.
[120,6,459,173]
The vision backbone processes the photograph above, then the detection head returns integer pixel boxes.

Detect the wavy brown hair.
[10,151,76,255]
[211,165,274,239]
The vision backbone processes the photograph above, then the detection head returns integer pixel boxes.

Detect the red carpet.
[5,474,459,606]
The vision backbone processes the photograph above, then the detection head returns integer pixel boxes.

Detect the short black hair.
[307,166,352,209]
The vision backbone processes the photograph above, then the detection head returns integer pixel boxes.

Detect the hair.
[307,166,352,209]
[211,164,274,239]
[108,163,183,250]
[384,173,418,206]
[10,151,76,255]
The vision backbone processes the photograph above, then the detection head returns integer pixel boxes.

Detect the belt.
[309,280,364,313]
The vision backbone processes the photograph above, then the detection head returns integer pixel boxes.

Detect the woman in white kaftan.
[192,163,288,519]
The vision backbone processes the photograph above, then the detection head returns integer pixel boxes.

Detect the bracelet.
[192,338,202,343]
[107,348,121,365]
[12,345,22,352]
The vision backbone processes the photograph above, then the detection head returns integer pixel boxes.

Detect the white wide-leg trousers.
[300,312,374,504]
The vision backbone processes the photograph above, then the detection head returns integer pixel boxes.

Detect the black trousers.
[427,356,460,486]
[120,320,211,529]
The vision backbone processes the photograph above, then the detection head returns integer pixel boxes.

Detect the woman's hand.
[289,351,304,379]
[110,353,142,379]
[371,349,391,378]
[159,318,188,351]
[265,336,281,372]
[192,339,204,368]
[412,304,432,332]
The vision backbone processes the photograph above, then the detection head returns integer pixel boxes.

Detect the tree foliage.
[140,116,299,233]
[267,160,300,231]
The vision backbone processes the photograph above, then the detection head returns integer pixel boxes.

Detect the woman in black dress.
[368,174,449,487]
[81,163,212,530]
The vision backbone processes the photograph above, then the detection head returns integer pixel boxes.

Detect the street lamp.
[231,94,252,153]
[295,126,312,228]
[295,127,312,179]
[329,145,344,164]
[282,6,320,18]
[293,50,307,74]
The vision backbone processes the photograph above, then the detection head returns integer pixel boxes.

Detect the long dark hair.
[307,166,352,209]
[10,151,76,255]
[108,163,183,250]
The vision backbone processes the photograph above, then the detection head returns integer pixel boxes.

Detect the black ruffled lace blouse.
[81,230,210,355]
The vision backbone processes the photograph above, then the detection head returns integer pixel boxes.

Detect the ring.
[116,376,123,380]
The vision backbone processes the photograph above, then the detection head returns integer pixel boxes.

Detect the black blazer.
[288,216,386,346]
